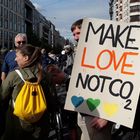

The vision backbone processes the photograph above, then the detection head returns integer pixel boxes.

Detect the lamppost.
[109,0,114,20]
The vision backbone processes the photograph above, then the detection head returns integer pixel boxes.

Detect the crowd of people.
[0,18,140,140]
[0,27,78,140]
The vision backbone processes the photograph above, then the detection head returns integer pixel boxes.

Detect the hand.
[90,117,108,130]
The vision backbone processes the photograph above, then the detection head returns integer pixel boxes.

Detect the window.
[14,15,17,31]
[120,14,122,19]
[9,12,13,30]
[130,5,140,12]
[0,17,3,27]
[130,15,140,22]
[9,32,14,49]
[17,17,21,32]
[0,6,3,16]
[4,8,8,29]
[130,0,140,3]
[4,31,8,48]
[4,0,8,7]
[0,0,3,4]
[0,7,3,28]
[0,30,2,40]
[120,6,122,11]
[9,0,13,10]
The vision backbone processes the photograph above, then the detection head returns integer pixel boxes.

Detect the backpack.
[13,69,47,123]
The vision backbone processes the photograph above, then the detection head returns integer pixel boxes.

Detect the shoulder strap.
[37,63,43,83]
[15,64,42,83]
[15,69,25,82]
[13,70,25,106]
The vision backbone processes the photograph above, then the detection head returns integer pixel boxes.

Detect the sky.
[30,0,110,40]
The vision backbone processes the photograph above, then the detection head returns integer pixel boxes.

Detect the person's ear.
[24,55,29,61]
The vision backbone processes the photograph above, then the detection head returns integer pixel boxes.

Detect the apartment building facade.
[109,0,140,23]
[0,0,65,52]
[0,0,25,50]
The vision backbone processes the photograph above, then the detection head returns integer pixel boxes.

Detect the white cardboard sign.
[64,18,140,128]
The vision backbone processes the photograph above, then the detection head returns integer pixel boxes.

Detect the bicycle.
[48,84,66,140]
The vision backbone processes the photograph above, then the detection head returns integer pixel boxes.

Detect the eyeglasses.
[17,41,26,45]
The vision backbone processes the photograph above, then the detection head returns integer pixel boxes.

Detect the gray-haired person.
[1,33,27,81]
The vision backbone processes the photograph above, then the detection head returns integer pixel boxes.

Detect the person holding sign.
[70,19,112,140]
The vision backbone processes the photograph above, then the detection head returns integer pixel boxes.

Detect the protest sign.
[64,18,140,128]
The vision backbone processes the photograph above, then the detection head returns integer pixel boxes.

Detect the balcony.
[130,0,140,3]
[130,5,140,12]
[130,15,140,22]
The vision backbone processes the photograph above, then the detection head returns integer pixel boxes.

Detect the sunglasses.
[17,41,26,44]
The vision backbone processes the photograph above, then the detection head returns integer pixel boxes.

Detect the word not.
[76,73,133,100]
[75,73,133,110]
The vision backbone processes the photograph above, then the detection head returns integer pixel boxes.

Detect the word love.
[81,48,138,75]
